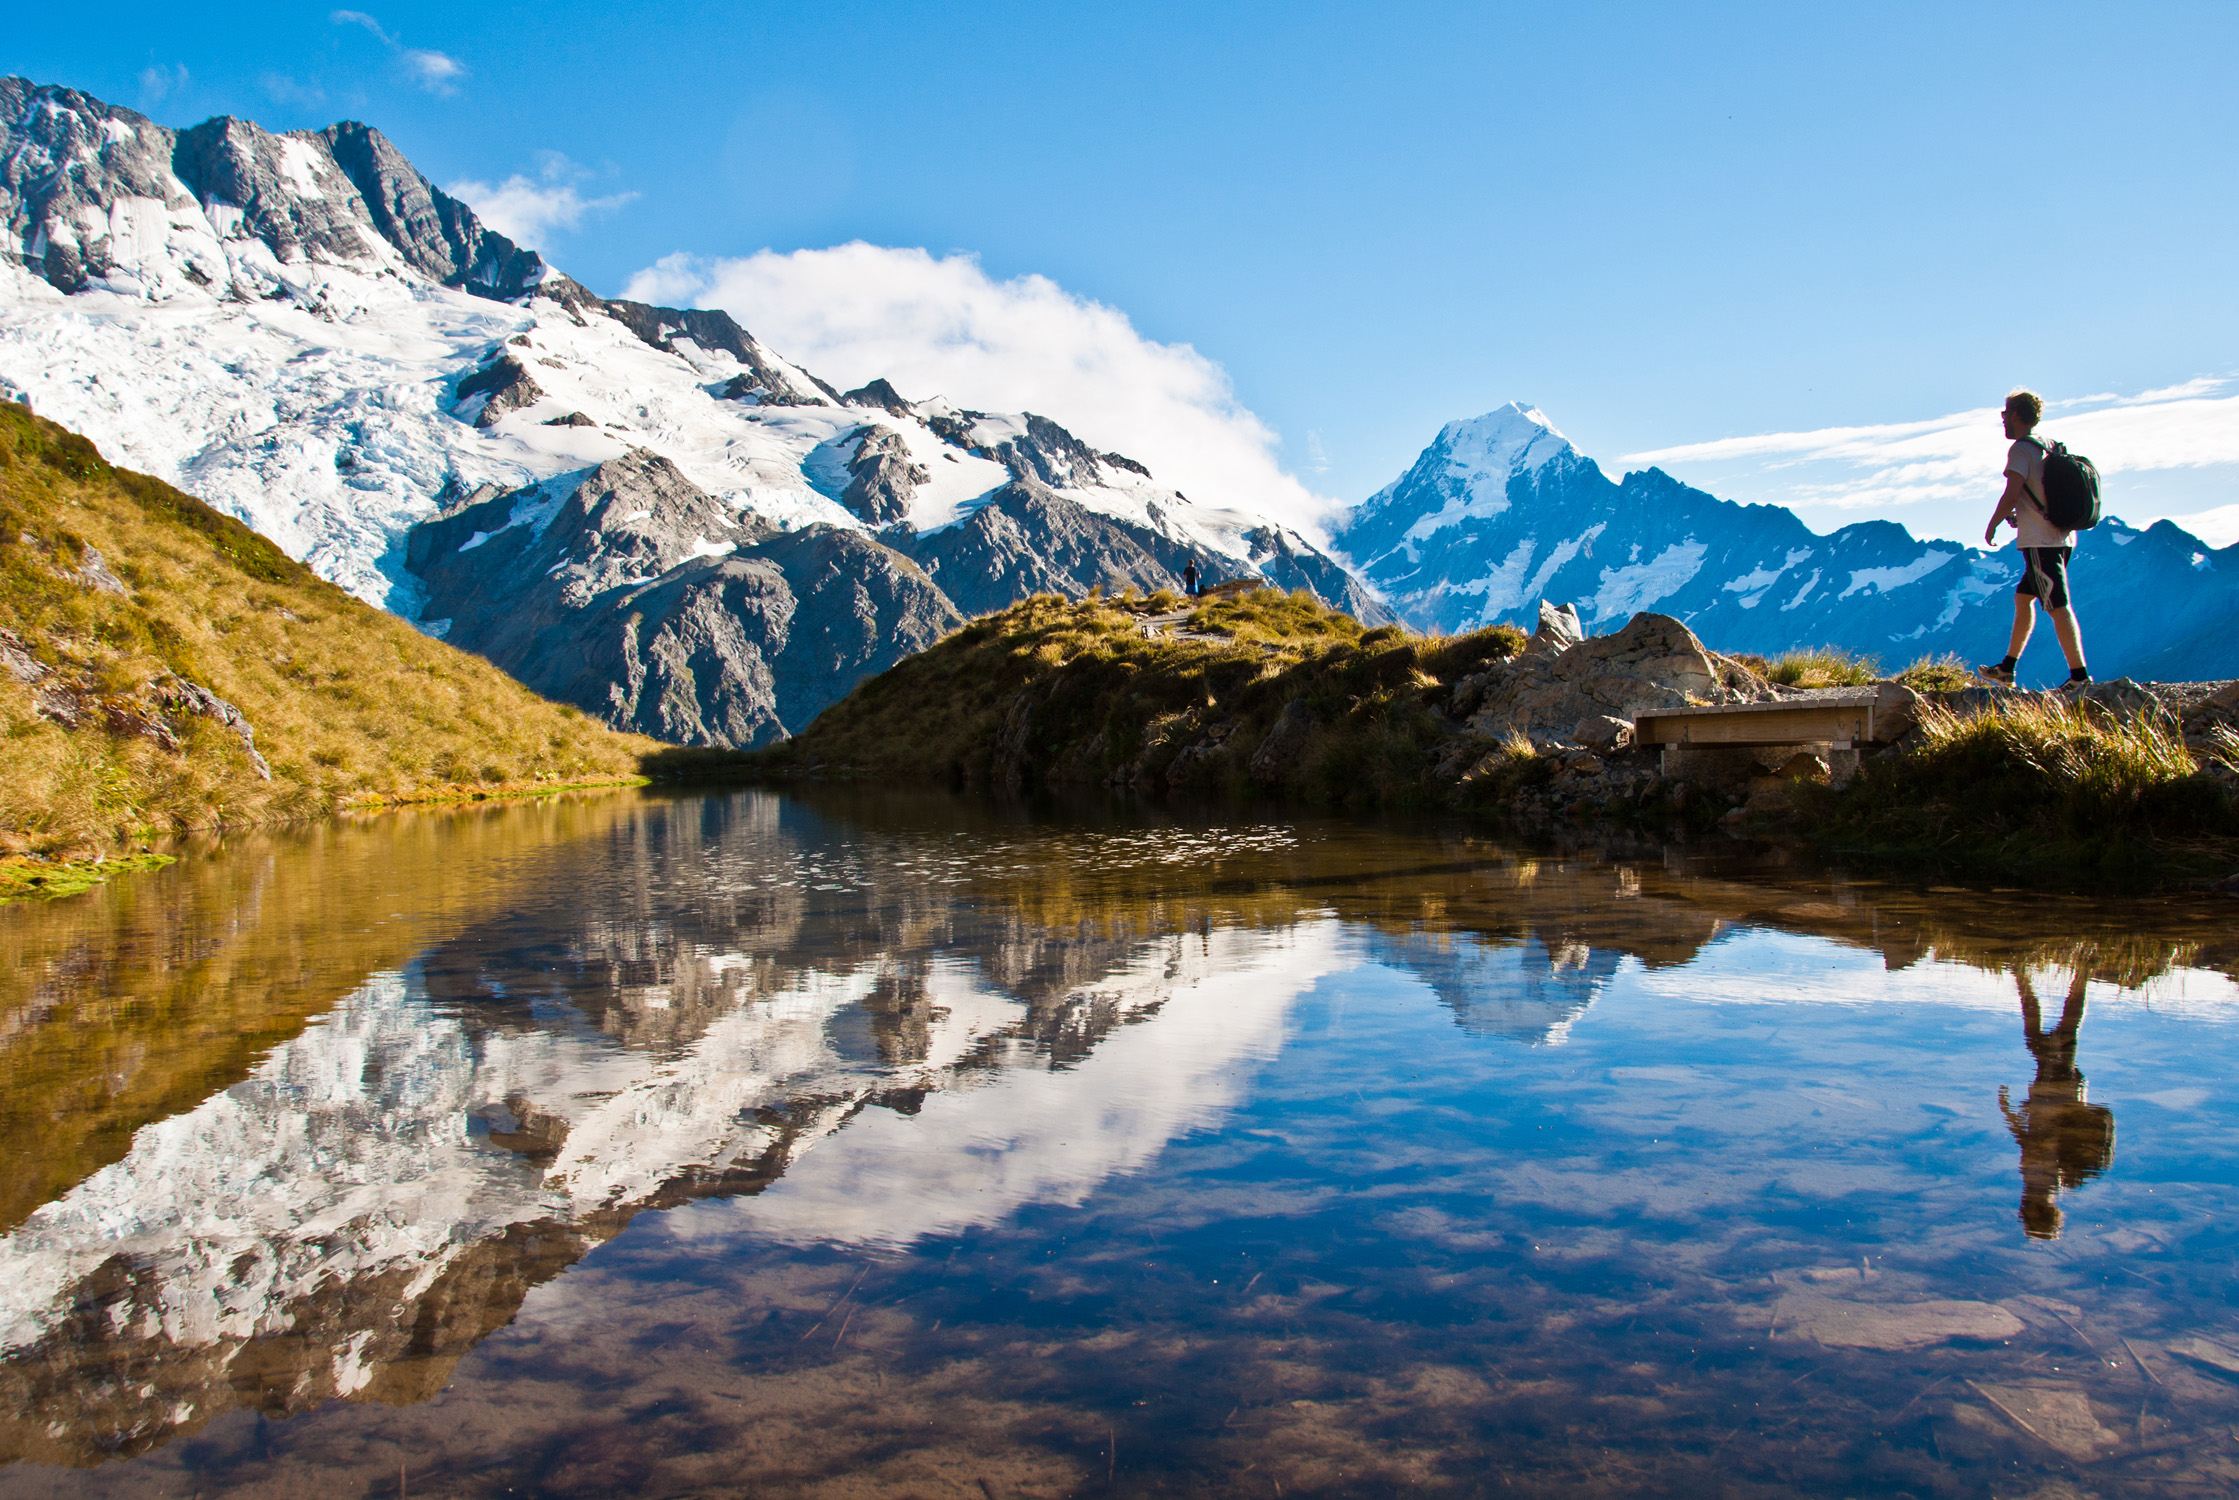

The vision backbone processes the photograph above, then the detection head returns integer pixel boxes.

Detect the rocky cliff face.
[0,78,545,301]
[409,451,960,744]
[1338,403,2239,686]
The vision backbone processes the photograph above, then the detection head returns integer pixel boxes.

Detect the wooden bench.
[1632,684,1918,751]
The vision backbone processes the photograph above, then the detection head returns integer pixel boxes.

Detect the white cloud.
[330,9,392,43]
[331,10,467,94]
[401,49,466,92]
[136,64,188,107]
[621,244,1339,535]
[1623,380,2239,544]
[448,154,634,248]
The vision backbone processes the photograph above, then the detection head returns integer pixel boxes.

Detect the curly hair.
[2005,388,2045,427]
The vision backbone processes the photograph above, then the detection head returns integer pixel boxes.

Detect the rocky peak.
[601,298,838,406]
[840,425,928,526]
[535,451,755,605]
[841,378,914,418]
[0,75,548,301]
[317,120,544,298]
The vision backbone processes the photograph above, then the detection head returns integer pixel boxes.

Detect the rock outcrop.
[600,298,838,407]
[408,452,960,746]
[453,355,544,429]
[1456,612,1763,749]
[840,426,929,525]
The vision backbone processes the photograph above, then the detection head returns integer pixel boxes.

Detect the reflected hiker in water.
[1998,967,2116,1240]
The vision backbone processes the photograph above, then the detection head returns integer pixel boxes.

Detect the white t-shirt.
[2007,438,2073,550]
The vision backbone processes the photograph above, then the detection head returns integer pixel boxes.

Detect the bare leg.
[2049,605,2086,672]
[2005,595,2035,660]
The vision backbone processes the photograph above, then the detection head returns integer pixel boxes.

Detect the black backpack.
[2028,436,2102,532]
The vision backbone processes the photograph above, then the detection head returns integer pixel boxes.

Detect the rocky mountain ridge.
[0,77,1383,745]
[1338,404,2239,686]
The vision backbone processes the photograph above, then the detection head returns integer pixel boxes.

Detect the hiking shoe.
[2056,675,2092,696]
[1974,662,2016,686]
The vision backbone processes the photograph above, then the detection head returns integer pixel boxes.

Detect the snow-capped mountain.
[1337,404,2239,686]
[0,78,1383,744]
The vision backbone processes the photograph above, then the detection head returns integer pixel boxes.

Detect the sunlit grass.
[0,404,658,859]
[751,589,1528,811]
[1727,645,1882,688]
[1811,696,2233,885]
[1895,652,1975,692]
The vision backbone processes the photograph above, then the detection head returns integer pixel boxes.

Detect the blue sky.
[12,2,2238,541]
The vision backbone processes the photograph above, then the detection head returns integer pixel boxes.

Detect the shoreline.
[0,774,653,906]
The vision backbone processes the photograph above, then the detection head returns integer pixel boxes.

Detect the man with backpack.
[1977,388,2093,688]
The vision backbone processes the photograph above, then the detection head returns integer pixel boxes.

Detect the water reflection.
[1,787,2236,1494]
[2001,968,2117,1239]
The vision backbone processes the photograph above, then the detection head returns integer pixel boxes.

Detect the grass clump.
[1810,696,2237,886]
[750,589,1528,812]
[0,404,660,861]
[1729,645,1882,688]
[1896,653,1975,693]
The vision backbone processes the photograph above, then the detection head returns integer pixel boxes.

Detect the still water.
[3,787,2238,1497]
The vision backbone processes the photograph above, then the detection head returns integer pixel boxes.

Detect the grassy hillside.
[0,404,659,864]
[748,588,1532,808]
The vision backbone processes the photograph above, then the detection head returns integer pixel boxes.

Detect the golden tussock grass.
[1808,694,2237,886]
[0,404,660,862]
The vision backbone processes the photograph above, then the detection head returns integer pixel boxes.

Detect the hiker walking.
[1181,559,1200,597]
[1977,388,2091,688]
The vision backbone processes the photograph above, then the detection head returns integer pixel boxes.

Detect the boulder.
[1530,599,1584,654]
[1464,612,1748,749]
[1574,714,1633,753]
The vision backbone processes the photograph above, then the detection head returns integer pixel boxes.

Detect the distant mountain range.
[1336,405,2239,687]
[2,75,2228,738]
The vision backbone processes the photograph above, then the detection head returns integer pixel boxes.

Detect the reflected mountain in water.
[0,799,1340,1465]
[1373,930,1621,1043]
[2,786,2234,1471]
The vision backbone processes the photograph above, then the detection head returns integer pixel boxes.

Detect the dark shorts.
[2015,546,2072,609]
